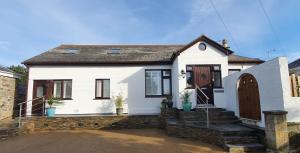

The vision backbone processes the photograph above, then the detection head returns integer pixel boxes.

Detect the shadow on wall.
[119,68,161,115]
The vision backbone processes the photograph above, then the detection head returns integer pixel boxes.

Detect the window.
[212,66,222,88]
[53,80,72,99]
[186,66,194,88]
[229,69,241,75]
[145,70,171,97]
[95,79,110,99]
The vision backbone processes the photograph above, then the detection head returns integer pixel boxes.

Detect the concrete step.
[226,143,265,152]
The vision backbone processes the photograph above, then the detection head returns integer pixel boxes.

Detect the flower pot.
[116,108,123,115]
[46,107,56,117]
[183,102,192,112]
[167,101,173,108]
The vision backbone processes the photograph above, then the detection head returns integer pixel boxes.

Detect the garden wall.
[21,115,162,132]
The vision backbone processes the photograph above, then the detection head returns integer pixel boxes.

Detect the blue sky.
[1,0,300,66]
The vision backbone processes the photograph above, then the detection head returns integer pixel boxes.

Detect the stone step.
[221,131,255,137]
[185,120,242,126]
[226,143,265,152]
[182,115,239,121]
[223,136,260,144]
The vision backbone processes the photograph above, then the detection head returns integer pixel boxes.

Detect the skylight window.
[106,48,121,54]
[63,49,79,54]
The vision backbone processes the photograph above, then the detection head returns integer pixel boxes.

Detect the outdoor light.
[180,69,186,78]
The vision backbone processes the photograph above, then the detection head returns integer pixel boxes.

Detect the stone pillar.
[263,111,289,153]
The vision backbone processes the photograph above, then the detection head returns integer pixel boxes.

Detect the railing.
[17,97,45,128]
[195,85,210,128]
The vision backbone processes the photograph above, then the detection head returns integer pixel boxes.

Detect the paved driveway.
[0,129,226,153]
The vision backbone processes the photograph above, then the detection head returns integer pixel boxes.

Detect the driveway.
[0,129,226,153]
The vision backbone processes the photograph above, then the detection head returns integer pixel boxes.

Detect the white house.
[23,35,264,117]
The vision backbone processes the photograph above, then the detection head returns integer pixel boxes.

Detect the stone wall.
[0,76,16,120]
[21,115,162,132]
[288,122,300,148]
[166,125,222,146]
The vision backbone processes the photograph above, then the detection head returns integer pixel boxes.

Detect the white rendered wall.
[224,57,290,127]
[27,65,171,115]
[174,41,228,109]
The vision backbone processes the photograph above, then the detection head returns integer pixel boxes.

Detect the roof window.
[106,48,121,54]
[63,49,79,54]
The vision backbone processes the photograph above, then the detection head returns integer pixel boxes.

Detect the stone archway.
[238,73,261,120]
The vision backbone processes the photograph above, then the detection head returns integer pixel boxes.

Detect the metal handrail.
[196,86,210,101]
[17,97,44,105]
[17,96,45,128]
[195,85,210,128]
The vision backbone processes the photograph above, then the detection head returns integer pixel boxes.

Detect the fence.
[290,74,300,97]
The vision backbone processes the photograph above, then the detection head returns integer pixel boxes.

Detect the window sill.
[94,98,111,100]
[213,87,224,89]
[57,98,73,100]
[145,95,166,98]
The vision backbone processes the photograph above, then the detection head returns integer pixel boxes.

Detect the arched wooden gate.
[238,73,261,120]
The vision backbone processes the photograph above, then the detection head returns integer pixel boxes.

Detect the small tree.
[115,95,123,109]
[181,90,191,104]
[9,65,27,85]
[165,94,173,102]
[47,97,61,108]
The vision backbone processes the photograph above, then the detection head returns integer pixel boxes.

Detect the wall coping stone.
[263,110,288,115]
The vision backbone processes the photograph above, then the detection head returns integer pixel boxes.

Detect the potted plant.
[46,97,60,117]
[161,99,168,109]
[181,90,192,112]
[115,94,124,115]
[165,94,173,108]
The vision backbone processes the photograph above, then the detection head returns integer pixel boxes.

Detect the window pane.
[163,78,171,95]
[63,80,72,98]
[163,70,170,77]
[186,72,193,88]
[53,81,62,98]
[103,80,110,97]
[145,71,162,95]
[36,86,44,98]
[213,66,220,71]
[187,66,193,71]
[96,80,102,97]
[213,72,222,87]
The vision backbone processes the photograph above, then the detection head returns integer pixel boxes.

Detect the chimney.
[222,39,229,49]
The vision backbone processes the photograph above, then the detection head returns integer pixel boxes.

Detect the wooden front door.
[238,74,261,120]
[32,80,53,116]
[193,66,214,104]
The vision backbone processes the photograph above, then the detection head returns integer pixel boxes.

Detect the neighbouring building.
[289,58,300,75]
[0,65,19,120]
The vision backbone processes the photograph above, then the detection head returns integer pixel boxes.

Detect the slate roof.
[23,36,264,65]
[289,58,300,69]
[0,65,14,73]
[228,55,264,63]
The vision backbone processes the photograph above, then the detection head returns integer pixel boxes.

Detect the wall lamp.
[180,69,186,78]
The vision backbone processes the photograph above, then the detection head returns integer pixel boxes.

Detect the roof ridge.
[59,44,186,47]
